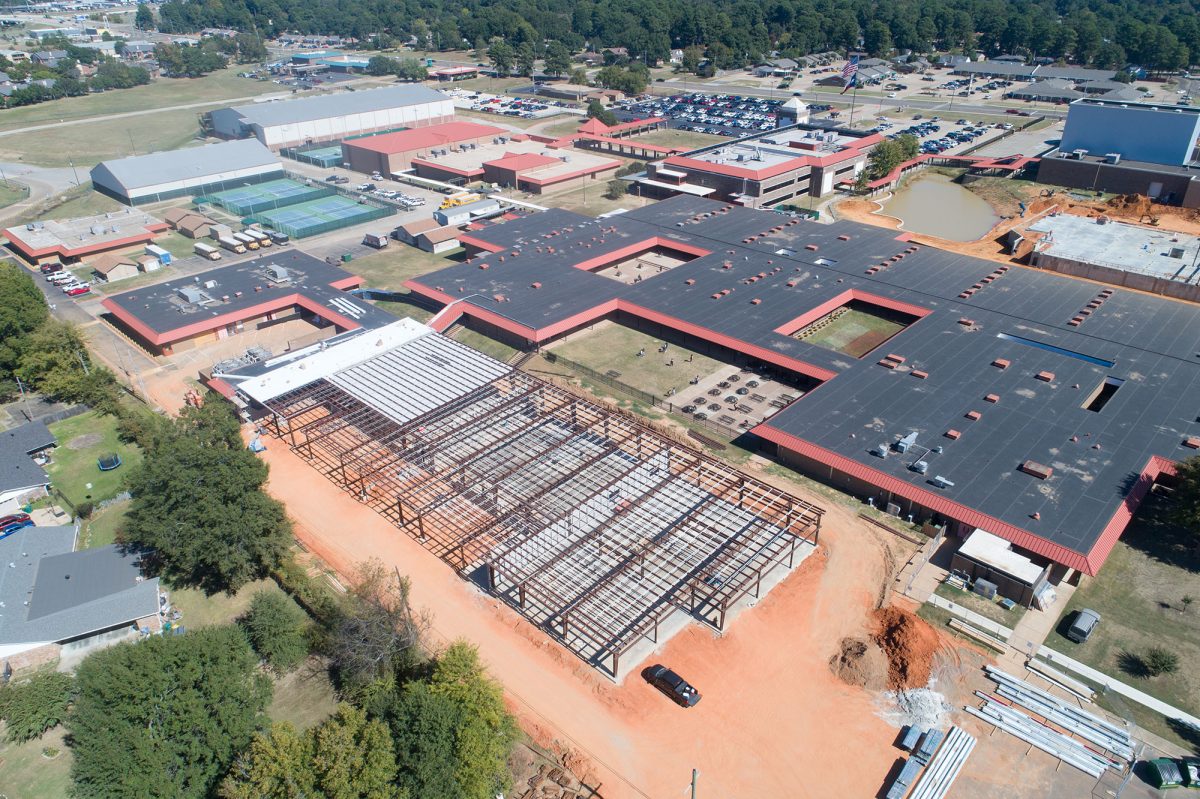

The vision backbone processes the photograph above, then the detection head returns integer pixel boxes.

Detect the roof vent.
[1019,460,1053,479]
[931,475,955,489]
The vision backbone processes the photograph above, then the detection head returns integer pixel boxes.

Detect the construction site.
[235,320,824,679]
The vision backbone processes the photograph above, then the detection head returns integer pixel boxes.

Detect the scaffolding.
[261,362,823,676]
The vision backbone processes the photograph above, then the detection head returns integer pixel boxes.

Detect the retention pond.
[880,172,1000,242]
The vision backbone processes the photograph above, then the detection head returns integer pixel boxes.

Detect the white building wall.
[256,98,455,148]
[122,163,283,202]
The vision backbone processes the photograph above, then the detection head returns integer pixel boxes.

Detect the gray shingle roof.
[0,421,54,456]
[90,139,280,192]
[0,526,159,648]
[231,84,449,128]
[0,421,53,494]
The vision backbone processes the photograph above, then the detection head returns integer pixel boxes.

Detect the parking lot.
[612,93,833,137]
[445,89,570,120]
[877,115,1011,156]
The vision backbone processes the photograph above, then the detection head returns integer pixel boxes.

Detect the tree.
[1143,647,1180,676]
[222,705,400,799]
[69,626,271,799]
[427,642,518,799]
[864,20,894,58]
[487,40,513,76]
[0,671,73,742]
[16,319,117,406]
[330,561,427,687]
[123,401,292,593]
[368,55,399,76]
[569,67,588,85]
[389,682,464,798]
[1169,455,1200,548]
[394,57,428,81]
[134,2,153,30]
[543,40,571,76]
[680,45,702,74]
[605,179,627,200]
[234,33,268,63]
[515,43,536,77]
[586,98,617,126]
[240,589,309,673]
[0,262,49,381]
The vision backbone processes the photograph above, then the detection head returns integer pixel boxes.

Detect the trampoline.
[97,453,122,471]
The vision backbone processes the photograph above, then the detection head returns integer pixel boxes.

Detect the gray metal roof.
[0,421,53,494]
[90,139,280,192]
[410,194,1200,570]
[0,527,158,647]
[230,85,449,129]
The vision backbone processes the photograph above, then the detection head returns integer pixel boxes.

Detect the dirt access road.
[258,439,909,799]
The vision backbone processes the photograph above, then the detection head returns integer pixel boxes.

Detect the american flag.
[840,56,859,94]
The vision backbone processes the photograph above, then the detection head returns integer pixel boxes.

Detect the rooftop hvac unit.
[90,224,105,236]
[895,431,918,453]
[266,264,290,282]
[204,280,218,289]
[736,153,745,162]
[931,475,955,489]
[1072,148,1089,158]
[1105,153,1121,164]
[871,444,888,458]
[910,460,929,474]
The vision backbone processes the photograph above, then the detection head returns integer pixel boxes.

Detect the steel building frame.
[262,365,823,676]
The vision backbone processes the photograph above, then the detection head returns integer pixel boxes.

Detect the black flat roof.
[103,249,394,342]
[410,195,1200,572]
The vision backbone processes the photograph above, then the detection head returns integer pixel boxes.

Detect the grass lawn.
[547,320,727,397]
[0,111,205,167]
[449,326,518,362]
[540,118,586,137]
[1046,493,1200,748]
[46,411,142,508]
[0,69,275,134]
[0,726,72,799]
[169,578,287,629]
[455,108,546,129]
[374,299,434,324]
[268,659,340,731]
[964,177,1044,217]
[345,245,465,291]
[933,581,1027,628]
[78,499,129,550]
[0,180,28,209]
[635,128,729,150]
[21,183,124,225]
[534,181,647,217]
[796,305,908,358]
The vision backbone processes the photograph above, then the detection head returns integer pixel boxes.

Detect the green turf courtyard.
[793,301,912,358]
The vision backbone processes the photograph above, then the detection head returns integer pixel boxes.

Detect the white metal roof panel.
[329,332,511,425]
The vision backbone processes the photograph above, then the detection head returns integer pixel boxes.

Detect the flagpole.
[849,80,859,128]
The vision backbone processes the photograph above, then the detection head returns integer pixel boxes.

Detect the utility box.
[973,578,998,600]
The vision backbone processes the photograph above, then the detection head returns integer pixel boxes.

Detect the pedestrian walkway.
[1036,647,1200,729]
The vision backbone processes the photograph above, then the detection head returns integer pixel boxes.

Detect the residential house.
[31,49,67,68]
[0,524,163,671]
[90,251,140,282]
[0,421,55,514]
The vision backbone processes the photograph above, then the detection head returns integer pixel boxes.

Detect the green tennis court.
[253,194,394,238]
[208,178,334,215]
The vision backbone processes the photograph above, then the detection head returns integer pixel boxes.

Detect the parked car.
[65,285,91,297]
[0,512,31,528]
[1065,608,1101,643]
[0,518,34,536]
[39,262,63,274]
[643,664,701,707]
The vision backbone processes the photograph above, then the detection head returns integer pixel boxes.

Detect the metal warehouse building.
[90,139,284,205]
[206,85,454,150]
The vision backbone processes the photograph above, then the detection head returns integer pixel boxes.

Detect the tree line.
[0,262,519,798]
[0,37,151,108]
[151,0,1200,73]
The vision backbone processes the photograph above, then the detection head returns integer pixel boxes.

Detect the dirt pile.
[872,607,940,691]
[829,636,889,691]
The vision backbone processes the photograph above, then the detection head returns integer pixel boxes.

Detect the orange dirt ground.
[257,438,910,799]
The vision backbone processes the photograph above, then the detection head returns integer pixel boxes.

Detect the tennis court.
[207,178,334,215]
[253,194,394,238]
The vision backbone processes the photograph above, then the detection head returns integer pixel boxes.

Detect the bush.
[605,180,628,200]
[1143,647,1179,676]
[1,671,73,742]
[240,590,310,673]
[75,500,94,519]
